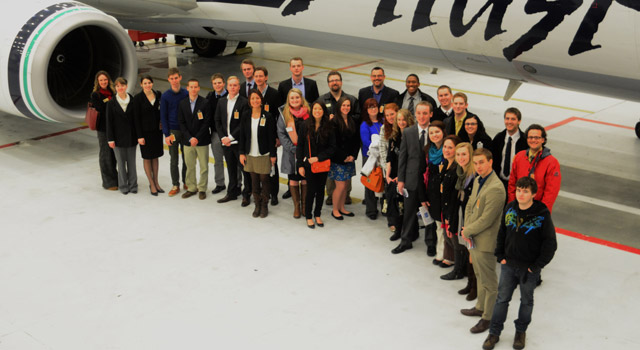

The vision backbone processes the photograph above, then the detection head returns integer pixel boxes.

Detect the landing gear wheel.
[162,37,167,43]
[189,37,226,57]
[139,41,145,47]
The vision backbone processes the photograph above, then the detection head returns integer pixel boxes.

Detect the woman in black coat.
[460,114,492,150]
[240,89,277,218]
[439,135,463,278]
[329,97,359,220]
[106,77,138,195]
[90,70,118,190]
[297,102,336,229]
[386,109,415,239]
[133,75,164,195]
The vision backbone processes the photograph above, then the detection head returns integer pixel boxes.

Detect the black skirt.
[140,130,164,159]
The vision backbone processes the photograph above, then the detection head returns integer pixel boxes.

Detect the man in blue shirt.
[160,68,189,197]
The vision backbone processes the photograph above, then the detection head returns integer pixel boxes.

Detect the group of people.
[91,58,561,349]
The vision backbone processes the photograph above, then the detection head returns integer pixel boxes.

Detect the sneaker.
[482,334,500,350]
[168,186,180,197]
[513,331,526,349]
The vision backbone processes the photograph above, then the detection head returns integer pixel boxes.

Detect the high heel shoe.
[156,187,165,193]
[150,186,158,196]
[307,219,315,229]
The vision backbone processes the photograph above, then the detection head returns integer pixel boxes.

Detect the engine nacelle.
[0,1,137,122]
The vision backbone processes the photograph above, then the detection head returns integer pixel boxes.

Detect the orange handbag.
[361,166,384,192]
[309,137,330,173]
[85,103,99,130]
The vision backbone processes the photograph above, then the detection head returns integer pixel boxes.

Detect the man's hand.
[221,136,231,147]
[138,138,145,145]
[190,138,198,147]
[108,141,115,149]
[165,136,173,145]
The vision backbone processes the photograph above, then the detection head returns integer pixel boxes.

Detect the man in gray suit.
[392,101,432,254]
[460,148,506,334]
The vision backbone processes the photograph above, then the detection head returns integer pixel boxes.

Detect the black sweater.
[495,200,557,273]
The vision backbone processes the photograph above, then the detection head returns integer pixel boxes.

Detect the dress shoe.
[130,189,138,194]
[345,196,352,204]
[199,192,206,200]
[440,270,465,280]
[513,331,526,350]
[157,187,165,193]
[241,196,251,207]
[426,246,436,257]
[482,334,500,350]
[339,210,354,217]
[461,307,484,317]
[331,212,343,220]
[389,232,401,241]
[271,196,278,206]
[106,186,118,191]
[367,213,377,220]
[183,184,188,190]
[168,186,180,197]
[307,219,315,229]
[282,189,291,199]
[439,261,454,268]
[433,258,442,265]
[391,242,413,254]
[211,185,225,194]
[182,191,196,199]
[122,191,129,195]
[470,319,490,334]
[315,217,324,227]
[217,194,237,203]
[150,186,158,196]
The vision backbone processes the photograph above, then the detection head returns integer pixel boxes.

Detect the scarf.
[116,94,130,112]
[428,145,443,165]
[99,88,112,100]
[291,106,309,120]
[455,164,474,191]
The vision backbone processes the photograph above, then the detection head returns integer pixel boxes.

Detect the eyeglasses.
[527,136,543,140]
[465,123,477,126]
[328,79,341,83]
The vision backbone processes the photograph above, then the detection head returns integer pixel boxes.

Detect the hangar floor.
[0,40,638,349]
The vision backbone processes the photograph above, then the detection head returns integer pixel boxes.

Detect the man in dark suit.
[239,59,256,98]
[205,73,229,195]
[277,57,319,104]
[254,66,283,205]
[395,74,437,117]
[318,70,359,206]
[391,101,432,254]
[431,85,454,122]
[444,92,474,137]
[214,76,251,204]
[358,66,400,120]
[178,79,211,200]
[491,107,527,191]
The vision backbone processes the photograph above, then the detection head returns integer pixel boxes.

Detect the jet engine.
[0,1,137,122]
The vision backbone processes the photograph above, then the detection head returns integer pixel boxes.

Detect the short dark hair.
[187,78,199,85]
[255,66,269,76]
[525,124,547,146]
[248,89,264,105]
[516,176,538,195]
[473,147,493,161]
[505,107,522,121]
[139,75,153,84]
[371,66,385,75]
[327,70,342,82]
[167,67,180,77]
[211,73,224,81]
[406,73,420,83]
[114,77,127,86]
[241,59,255,69]
[437,85,452,94]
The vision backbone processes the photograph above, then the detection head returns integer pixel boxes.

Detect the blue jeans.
[489,264,539,335]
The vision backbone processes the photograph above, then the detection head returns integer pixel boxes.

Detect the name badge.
[325,103,331,108]
[379,105,385,113]
[103,98,109,103]
[197,111,203,120]
[234,111,239,119]
[260,117,266,127]
[265,104,270,112]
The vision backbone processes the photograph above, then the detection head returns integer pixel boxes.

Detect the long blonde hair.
[455,142,475,178]
[390,109,415,140]
[92,70,114,94]
[282,88,310,125]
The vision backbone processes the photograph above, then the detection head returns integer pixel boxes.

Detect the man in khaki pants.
[460,148,505,334]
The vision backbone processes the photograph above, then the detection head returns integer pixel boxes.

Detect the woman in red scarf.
[90,71,118,191]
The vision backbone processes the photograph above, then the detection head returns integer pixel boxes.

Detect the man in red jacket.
[507,124,561,214]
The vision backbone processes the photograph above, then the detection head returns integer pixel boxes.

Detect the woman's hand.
[298,167,305,177]
[108,141,115,149]
[270,157,276,166]
[308,156,319,164]
[138,138,145,145]
[239,154,246,166]
[344,156,354,162]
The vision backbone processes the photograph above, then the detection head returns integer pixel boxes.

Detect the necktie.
[408,96,415,116]
[504,136,512,177]
[420,130,426,148]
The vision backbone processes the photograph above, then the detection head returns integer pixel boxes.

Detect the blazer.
[106,93,137,147]
[491,128,527,177]
[277,77,320,104]
[432,105,453,123]
[331,115,360,164]
[358,85,400,119]
[239,81,255,99]
[398,124,428,191]
[463,171,506,253]
[90,90,114,132]
[178,95,212,146]
[214,95,250,144]
[443,110,476,136]
[295,121,336,169]
[205,90,228,133]
[395,89,437,113]
[133,90,162,135]
[261,86,284,115]
[239,110,277,157]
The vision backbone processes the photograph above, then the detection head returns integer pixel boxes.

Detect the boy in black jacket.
[482,177,557,350]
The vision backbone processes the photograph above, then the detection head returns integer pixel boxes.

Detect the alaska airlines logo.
[209,0,640,61]
[505,207,544,235]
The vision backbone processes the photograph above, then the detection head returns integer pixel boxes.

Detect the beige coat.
[464,172,506,253]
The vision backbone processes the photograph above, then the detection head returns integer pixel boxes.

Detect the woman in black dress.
[90,71,118,190]
[297,102,336,229]
[133,75,164,195]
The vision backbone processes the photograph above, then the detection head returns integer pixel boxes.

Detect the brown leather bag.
[85,103,98,130]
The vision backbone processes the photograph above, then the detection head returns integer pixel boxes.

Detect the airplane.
[1,0,639,138]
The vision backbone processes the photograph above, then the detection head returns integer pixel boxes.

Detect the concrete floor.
[0,40,639,350]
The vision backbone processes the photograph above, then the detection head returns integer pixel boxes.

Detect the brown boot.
[291,185,301,219]
[459,263,475,295]
[252,194,261,218]
[259,196,269,218]
[260,175,270,218]
[300,183,308,218]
